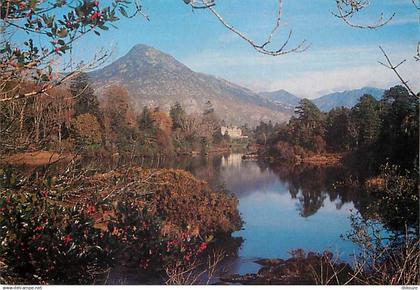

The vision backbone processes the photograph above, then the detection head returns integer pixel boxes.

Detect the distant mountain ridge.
[89,44,292,125]
[313,87,384,111]
[258,87,384,113]
[259,89,301,111]
[89,44,385,125]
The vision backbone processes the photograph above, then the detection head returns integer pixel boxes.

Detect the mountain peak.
[89,44,292,125]
[89,44,191,83]
[259,89,301,108]
[123,44,178,66]
[273,89,294,94]
[131,43,153,51]
[127,44,161,56]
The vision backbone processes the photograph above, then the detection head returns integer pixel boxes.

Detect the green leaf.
[119,7,127,17]
[75,7,85,18]
[56,28,68,38]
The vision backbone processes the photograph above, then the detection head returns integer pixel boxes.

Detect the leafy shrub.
[82,168,242,275]
[346,213,419,285]
[366,164,419,230]
[0,167,24,189]
[88,168,242,239]
[0,166,242,284]
[272,141,296,161]
[0,191,113,284]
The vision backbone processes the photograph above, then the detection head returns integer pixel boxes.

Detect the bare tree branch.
[333,0,395,29]
[0,50,110,103]
[377,46,417,97]
[0,0,144,103]
[187,0,309,56]
[412,0,420,10]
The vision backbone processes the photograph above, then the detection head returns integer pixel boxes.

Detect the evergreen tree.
[326,107,356,152]
[351,94,381,148]
[255,121,275,145]
[138,106,154,131]
[169,102,186,130]
[288,99,326,152]
[377,86,419,169]
[70,73,101,119]
[202,101,219,143]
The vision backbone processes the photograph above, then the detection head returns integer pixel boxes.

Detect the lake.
[7,152,376,283]
[133,153,369,277]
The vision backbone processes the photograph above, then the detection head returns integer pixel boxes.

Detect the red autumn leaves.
[89,11,102,21]
[86,204,96,215]
[32,223,73,245]
[63,234,73,244]
[166,239,208,263]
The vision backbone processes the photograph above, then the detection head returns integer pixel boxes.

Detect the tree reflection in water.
[267,163,372,218]
[10,152,416,282]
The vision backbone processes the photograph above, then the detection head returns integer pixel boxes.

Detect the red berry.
[198,242,207,252]
[34,226,44,231]
[86,205,96,215]
[63,234,73,244]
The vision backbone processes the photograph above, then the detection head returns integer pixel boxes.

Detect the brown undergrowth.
[0,166,242,284]
[4,151,75,167]
[58,167,242,239]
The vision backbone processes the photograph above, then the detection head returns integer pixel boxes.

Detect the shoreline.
[242,151,344,167]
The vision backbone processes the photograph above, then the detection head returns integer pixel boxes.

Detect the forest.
[254,85,419,255]
[0,74,245,285]
[255,85,418,174]
[1,80,418,285]
[0,73,238,159]
[1,0,419,286]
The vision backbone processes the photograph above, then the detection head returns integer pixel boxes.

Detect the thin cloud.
[184,44,414,69]
[182,44,418,98]
[251,63,420,98]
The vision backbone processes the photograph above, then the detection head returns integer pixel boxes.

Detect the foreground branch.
[189,0,308,56]
[378,46,417,98]
[0,50,109,103]
[333,0,395,29]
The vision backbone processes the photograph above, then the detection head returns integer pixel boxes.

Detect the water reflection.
[156,153,370,274]
[19,153,371,276]
[112,154,369,268]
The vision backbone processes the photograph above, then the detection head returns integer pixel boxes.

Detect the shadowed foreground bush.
[0,167,242,284]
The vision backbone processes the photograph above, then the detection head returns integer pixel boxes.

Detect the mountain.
[89,44,292,125]
[313,87,384,112]
[259,87,384,113]
[259,89,301,110]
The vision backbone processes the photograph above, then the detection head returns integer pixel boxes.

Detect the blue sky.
[65,1,418,97]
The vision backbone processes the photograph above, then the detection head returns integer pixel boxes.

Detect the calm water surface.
[141,153,366,275]
[5,151,391,283]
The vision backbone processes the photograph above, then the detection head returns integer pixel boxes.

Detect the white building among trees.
[221,126,248,139]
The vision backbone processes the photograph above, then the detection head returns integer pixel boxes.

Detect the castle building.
[221,126,248,139]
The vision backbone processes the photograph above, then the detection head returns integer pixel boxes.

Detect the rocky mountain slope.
[259,89,301,111]
[89,44,292,125]
[89,44,385,124]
